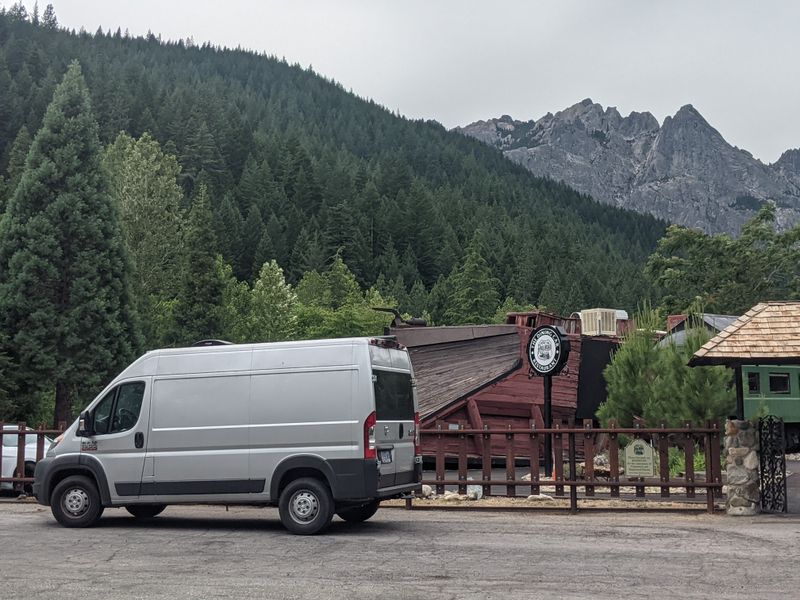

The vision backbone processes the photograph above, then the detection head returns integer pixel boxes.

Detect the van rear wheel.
[278,477,333,535]
[126,504,167,519]
[337,500,380,523]
[50,475,104,528]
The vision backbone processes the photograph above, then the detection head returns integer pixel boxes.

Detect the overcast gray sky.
[26,0,800,163]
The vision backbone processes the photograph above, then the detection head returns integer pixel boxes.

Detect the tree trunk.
[54,380,71,428]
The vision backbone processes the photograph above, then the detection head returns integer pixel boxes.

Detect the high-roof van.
[34,337,421,534]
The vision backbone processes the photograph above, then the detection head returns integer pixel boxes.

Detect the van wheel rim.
[289,490,319,523]
[63,488,90,517]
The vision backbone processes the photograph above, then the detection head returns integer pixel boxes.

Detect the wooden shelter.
[690,301,800,423]
[392,311,622,457]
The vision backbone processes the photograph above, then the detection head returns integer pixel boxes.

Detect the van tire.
[337,500,380,523]
[278,477,334,535]
[50,475,104,528]
[126,504,167,519]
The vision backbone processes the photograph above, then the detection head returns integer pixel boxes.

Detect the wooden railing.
[0,421,66,494]
[420,419,723,513]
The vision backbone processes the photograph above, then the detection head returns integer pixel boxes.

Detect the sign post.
[527,325,570,478]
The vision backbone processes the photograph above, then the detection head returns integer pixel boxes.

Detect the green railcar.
[743,365,800,451]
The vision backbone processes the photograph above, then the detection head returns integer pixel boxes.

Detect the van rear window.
[373,370,414,421]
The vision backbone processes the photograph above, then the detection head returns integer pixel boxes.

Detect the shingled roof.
[689,302,800,366]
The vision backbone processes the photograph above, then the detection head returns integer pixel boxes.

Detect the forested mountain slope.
[0,8,665,318]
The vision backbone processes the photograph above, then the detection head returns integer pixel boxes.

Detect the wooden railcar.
[391,311,620,459]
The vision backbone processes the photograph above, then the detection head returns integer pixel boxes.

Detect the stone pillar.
[724,419,760,516]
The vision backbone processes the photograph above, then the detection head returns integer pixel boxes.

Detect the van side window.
[373,370,414,420]
[92,382,146,435]
[111,382,146,433]
[92,389,116,435]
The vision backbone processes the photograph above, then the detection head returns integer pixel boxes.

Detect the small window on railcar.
[768,373,790,395]
[747,372,760,395]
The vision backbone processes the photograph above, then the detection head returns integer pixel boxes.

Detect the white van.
[34,337,421,534]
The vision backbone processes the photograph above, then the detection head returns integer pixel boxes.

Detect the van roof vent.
[192,339,233,347]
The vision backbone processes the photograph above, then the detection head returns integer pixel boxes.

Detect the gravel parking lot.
[1,502,799,599]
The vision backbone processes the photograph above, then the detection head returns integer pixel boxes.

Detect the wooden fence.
[0,422,66,494]
[420,419,724,513]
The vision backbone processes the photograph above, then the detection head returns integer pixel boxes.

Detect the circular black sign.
[527,326,570,376]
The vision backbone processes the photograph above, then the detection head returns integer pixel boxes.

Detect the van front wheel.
[278,477,333,535]
[337,500,380,523]
[50,475,104,528]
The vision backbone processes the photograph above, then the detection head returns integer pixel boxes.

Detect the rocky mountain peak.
[457,100,800,234]
[775,148,800,176]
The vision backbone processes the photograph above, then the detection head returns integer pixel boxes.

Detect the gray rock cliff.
[456,99,800,233]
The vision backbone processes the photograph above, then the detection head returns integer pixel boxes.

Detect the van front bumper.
[32,457,53,505]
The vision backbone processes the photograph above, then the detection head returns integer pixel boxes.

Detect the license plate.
[379,449,392,464]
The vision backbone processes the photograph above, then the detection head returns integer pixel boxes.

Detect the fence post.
[506,424,515,497]
[583,419,595,497]
[634,420,645,498]
[609,419,620,498]
[529,420,540,496]
[15,421,26,494]
[482,424,492,498]
[458,420,467,495]
[569,431,578,513]
[0,421,4,481]
[704,420,715,513]
[553,424,564,497]
[658,420,670,498]
[435,420,445,495]
[683,420,695,498]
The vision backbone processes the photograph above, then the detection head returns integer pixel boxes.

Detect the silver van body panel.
[40,338,419,507]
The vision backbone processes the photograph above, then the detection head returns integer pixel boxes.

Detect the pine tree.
[6,125,32,189]
[238,202,264,280]
[444,233,500,325]
[173,184,225,344]
[248,260,297,342]
[42,4,58,29]
[103,132,185,299]
[0,61,140,424]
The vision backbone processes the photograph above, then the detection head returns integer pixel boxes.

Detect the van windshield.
[373,370,414,421]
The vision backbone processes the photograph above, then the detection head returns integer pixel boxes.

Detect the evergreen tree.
[0,61,140,424]
[103,132,185,298]
[238,202,264,280]
[173,184,225,344]
[215,256,251,343]
[445,233,500,325]
[248,260,297,342]
[6,124,32,190]
[42,4,58,29]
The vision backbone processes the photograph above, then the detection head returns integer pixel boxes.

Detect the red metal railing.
[420,419,723,513]
[0,421,66,495]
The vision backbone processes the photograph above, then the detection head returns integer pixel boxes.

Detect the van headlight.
[48,434,63,453]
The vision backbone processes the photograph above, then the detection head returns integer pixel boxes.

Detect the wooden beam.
[734,365,744,420]
[466,398,484,430]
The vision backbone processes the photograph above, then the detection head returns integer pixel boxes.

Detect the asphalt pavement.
[1,502,799,599]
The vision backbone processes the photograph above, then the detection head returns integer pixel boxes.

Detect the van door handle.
[399,423,404,438]
[134,432,144,449]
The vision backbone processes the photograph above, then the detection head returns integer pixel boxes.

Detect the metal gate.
[758,415,787,513]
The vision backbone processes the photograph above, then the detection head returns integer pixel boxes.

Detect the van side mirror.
[77,410,94,437]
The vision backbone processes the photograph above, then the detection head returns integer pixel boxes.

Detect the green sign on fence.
[624,439,655,477]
